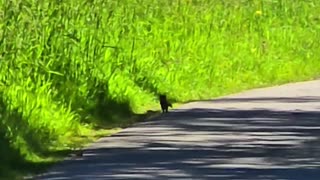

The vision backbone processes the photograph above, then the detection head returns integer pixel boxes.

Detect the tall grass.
[1,0,320,177]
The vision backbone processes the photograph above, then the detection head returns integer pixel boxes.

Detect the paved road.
[35,80,320,180]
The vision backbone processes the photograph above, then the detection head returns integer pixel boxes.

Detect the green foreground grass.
[1,0,320,178]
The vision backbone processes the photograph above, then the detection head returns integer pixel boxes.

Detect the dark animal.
[159,95,172,113]
[69,149,83,158]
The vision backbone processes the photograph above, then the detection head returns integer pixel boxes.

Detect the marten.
[159,95,172,113]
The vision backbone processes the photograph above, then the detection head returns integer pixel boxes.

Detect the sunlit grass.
[1,0,320,178]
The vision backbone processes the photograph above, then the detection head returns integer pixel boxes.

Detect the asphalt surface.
[35,80,320,180]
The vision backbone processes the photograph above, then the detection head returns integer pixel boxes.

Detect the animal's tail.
[168,103,173,108]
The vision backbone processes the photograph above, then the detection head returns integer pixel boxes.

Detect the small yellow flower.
[255,10,262,16]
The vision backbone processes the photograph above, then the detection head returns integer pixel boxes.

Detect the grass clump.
[1,0,320,178]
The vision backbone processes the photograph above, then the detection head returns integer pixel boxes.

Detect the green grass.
[1,0,320,178]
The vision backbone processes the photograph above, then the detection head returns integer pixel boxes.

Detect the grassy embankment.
[1,0,320,178]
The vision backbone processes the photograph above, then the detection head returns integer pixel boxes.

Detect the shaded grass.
[0,0,320,179]
[0,108,162,179]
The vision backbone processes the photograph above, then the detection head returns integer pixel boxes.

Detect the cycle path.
[35,80,320,180]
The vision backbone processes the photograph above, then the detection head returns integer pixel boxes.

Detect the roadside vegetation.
[1,0,320,178]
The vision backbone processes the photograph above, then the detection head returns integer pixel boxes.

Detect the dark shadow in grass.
[0,131,58,179]
[131,76,180,104]
[0,132,22,178]
[72,76,180,130]
[1,107,163,179]
[34,106,320,180]
[0,96,60,179]
[79,89,133,125]
[0,86,162,179]
[77,82,165,129]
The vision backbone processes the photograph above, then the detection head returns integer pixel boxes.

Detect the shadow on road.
[186,96,320,104]
[36,99,320,180]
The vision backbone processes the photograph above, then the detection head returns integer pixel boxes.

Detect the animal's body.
[159,95,172,113]
[69,149,83,158]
